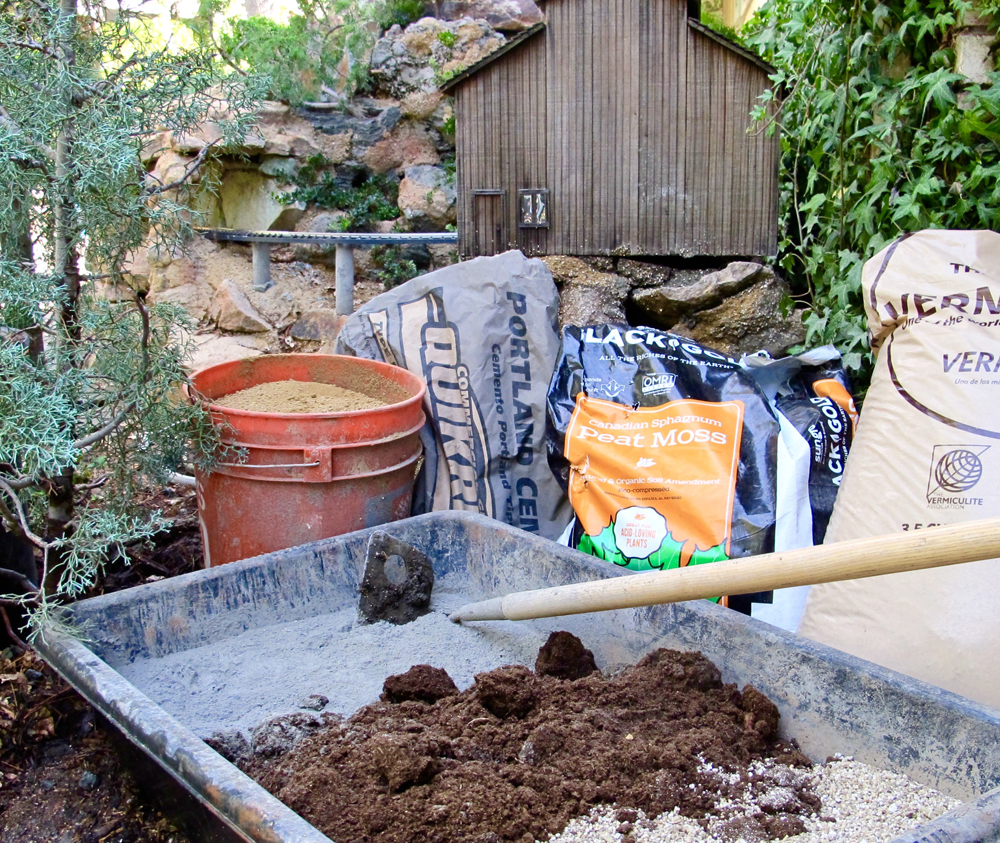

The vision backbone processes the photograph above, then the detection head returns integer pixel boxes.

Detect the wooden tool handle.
[449,518,1000,623]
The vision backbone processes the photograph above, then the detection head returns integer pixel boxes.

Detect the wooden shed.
[441,0,779,259]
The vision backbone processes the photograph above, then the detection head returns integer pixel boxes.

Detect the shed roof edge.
[439,23,546,92]
[686,18,776,75]
[439,10,775,92]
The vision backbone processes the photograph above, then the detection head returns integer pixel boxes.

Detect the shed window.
[518,189,549,228]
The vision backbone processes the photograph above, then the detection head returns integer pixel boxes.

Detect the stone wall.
[547,256,805,358]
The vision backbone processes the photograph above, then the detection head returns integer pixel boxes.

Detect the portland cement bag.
[335,250,572,541]
[798,230,1000,708]
[547,325,780,609]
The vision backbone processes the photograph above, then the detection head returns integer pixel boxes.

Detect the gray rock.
[78,770,99,791]
[305,110,353,136]
[369,17,506,97]
[616,258,672,288]
[250,711,329,759]
[403,163,449,189]
[259,156,298,178]
[398,165,457,228]
[205,730,252,764]
[310,211,350,233]
[299,694,329,711]
[543,256,630,327]
[358,532,434,626]
[371,37,394,67]
[290,309,347,342]
[670,274,806,357]
[631,261,765,326]
[305,105,400,150]
[438,0,544,31]
[210,280,273,333]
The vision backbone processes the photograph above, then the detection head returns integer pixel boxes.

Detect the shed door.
[472,191,507,256]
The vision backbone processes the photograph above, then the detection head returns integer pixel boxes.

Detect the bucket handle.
[216,460,321,470]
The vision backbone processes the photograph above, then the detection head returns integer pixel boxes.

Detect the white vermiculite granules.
[545,757,961,843]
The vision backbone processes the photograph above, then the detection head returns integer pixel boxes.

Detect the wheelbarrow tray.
[36,512,1000,843]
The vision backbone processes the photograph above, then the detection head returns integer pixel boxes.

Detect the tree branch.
[209,29,248,77]
[0,37,59,59]
[72,408,130,451]
[144,138,221,195]
[0,105,57,166]
[0,471,37,492]
[135,291,151,378]
[0,567,38,595]
[0,478,51,551]
[70,293,151,452]
[0,606,29,650]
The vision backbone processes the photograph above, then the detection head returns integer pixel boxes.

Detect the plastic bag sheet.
[745,347,857,629]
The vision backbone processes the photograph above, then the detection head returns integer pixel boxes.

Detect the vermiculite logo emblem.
[927,445,989,506]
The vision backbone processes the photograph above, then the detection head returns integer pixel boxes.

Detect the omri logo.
[641,373,677,396]
[927,445,988,502]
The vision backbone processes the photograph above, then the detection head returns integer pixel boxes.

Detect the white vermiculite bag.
[798,229,1000,708]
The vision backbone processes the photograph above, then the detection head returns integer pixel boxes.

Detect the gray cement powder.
[117,576,552,739]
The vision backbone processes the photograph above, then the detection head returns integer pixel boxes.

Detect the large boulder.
[290,309,349,353]
[398,164,456,228]
[436,0,543,31]
[400,90,445,120]
[630,261,766,325]
[219,170,305,232]
[370,17,505,97]
[666,271,806,357]
[209,279,273,333]
[187,332,270,372]
[363,120,440,173]
[543,256,630,327]
[303,99,402,159]
[147,250,215,322]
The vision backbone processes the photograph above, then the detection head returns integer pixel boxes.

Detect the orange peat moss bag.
[547,326,780,591]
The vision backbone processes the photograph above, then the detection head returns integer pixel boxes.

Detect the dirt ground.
[0,488,202,843]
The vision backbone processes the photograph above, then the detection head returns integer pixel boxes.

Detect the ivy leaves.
[744,0,999,389]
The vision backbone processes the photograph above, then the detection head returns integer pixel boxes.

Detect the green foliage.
[441,153,457,185]
[381,0,427,30]
[369,244,419,288]
[437,30,458,48]
[744,0,1000,384]
[0,0,261,628]
[285,169,401,230]
[700,8,742,42]
[441,110,456,139]
[187,0,427,105]
[431,59,462,86]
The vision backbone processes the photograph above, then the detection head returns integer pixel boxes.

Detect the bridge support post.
[251,242,273,292]
[335,245,355,315]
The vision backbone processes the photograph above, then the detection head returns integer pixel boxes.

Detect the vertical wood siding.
[456,0,778,258]
[457,32,548,256]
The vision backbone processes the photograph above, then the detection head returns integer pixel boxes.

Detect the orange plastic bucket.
[189,354,426,566]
